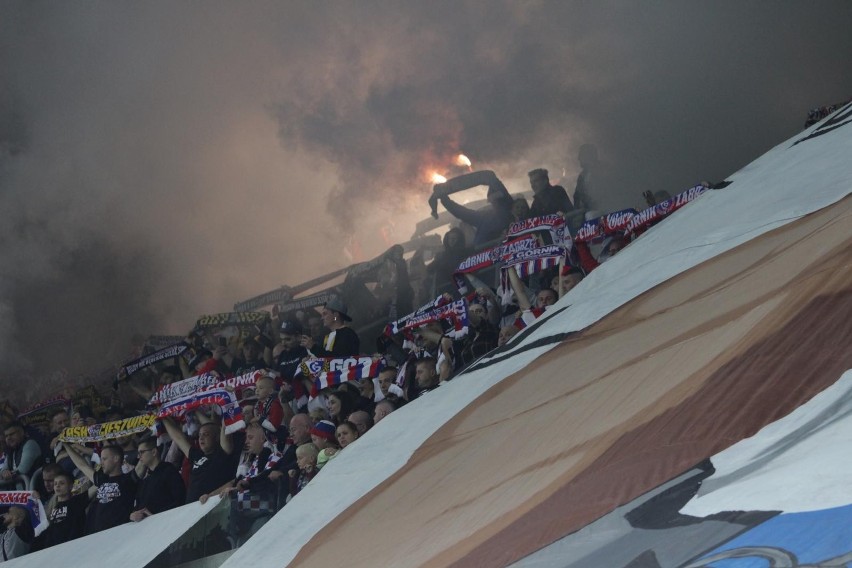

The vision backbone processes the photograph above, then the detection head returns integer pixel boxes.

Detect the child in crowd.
[254,375,284,444]
[288,443,319,501]
[309,420,337,452]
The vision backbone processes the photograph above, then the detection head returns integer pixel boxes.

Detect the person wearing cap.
[273,320,310,410]
[300,297,361,357]
[309,420,338,453]
[528,168,574,218]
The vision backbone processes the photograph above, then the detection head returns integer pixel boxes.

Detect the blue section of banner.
[698,505,852,567]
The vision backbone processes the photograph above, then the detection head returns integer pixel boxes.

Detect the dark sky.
[1,1,851,396]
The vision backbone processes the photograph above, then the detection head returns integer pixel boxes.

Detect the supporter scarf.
[278,291,336,314]
[236,450,283,511]
[392,298,470,340]
[385,295,449,337]
[149,370,271,407]
[16,395,70,427]
[149,372,220,406]
[451,236,539,293]
[804,99,851,128]
[234,287,292,313]
[626,185,708,236]
[156,388,245,435]
[454,244,500,275]
[599,208,638,234]
[505,214,569,243]
[117,342,189,381]
[575,208,639,243]
[499,223,570,283]
[298,356,386,397]
[0,491,49,537]
[502,247,566,281]
[194,311,268,331]
[454,215,573,293]
[58,414,157,444]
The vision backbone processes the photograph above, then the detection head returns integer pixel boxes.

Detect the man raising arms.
[63,442,136,533]
[162,416,236,503]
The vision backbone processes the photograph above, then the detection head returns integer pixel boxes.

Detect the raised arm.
[507,266,532,311]
[62,442,95,483]
[439,195,483,227]
[161,418,192,457]
[472,281,502,326]
[220,415,233,455]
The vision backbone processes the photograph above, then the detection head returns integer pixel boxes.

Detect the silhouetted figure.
[528,168,573,218]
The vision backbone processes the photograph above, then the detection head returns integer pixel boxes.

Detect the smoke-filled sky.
[1,1,851,395]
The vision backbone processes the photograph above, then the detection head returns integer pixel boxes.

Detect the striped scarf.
[155,388,245,435]
[236,449,282,512]
[299,356,386,397]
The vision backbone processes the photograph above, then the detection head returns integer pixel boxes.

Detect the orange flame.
[431,172,447,184]
[455,154,472,167]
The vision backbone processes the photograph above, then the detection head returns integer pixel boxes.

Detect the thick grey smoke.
[1,1,851,402]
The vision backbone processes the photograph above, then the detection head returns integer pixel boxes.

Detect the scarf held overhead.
[194,312,268,331]
[118,342,189,381]
[400,298,469,338]
[626,184,709,236]
[58,414,157,444]
[299,356,386,396]
[149,370,271,407]
[500,214,573,280]
[385,295,450,337]
[278,291,336,314]
[156,388,245,435]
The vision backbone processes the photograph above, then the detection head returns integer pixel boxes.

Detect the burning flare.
[431,172,447,184]
[455,154,472,168]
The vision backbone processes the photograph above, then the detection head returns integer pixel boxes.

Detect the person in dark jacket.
[130,437,186,522]
[1,423,43,488]
[437,179,514,246]
[34,470,87,550]
[300,296,361,357]
[528,168,574,218]
[427,227,471,293]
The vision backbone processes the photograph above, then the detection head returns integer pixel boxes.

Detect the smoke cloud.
[1,1,851,402]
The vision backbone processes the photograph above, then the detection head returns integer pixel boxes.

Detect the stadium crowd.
[1,144,723,560]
